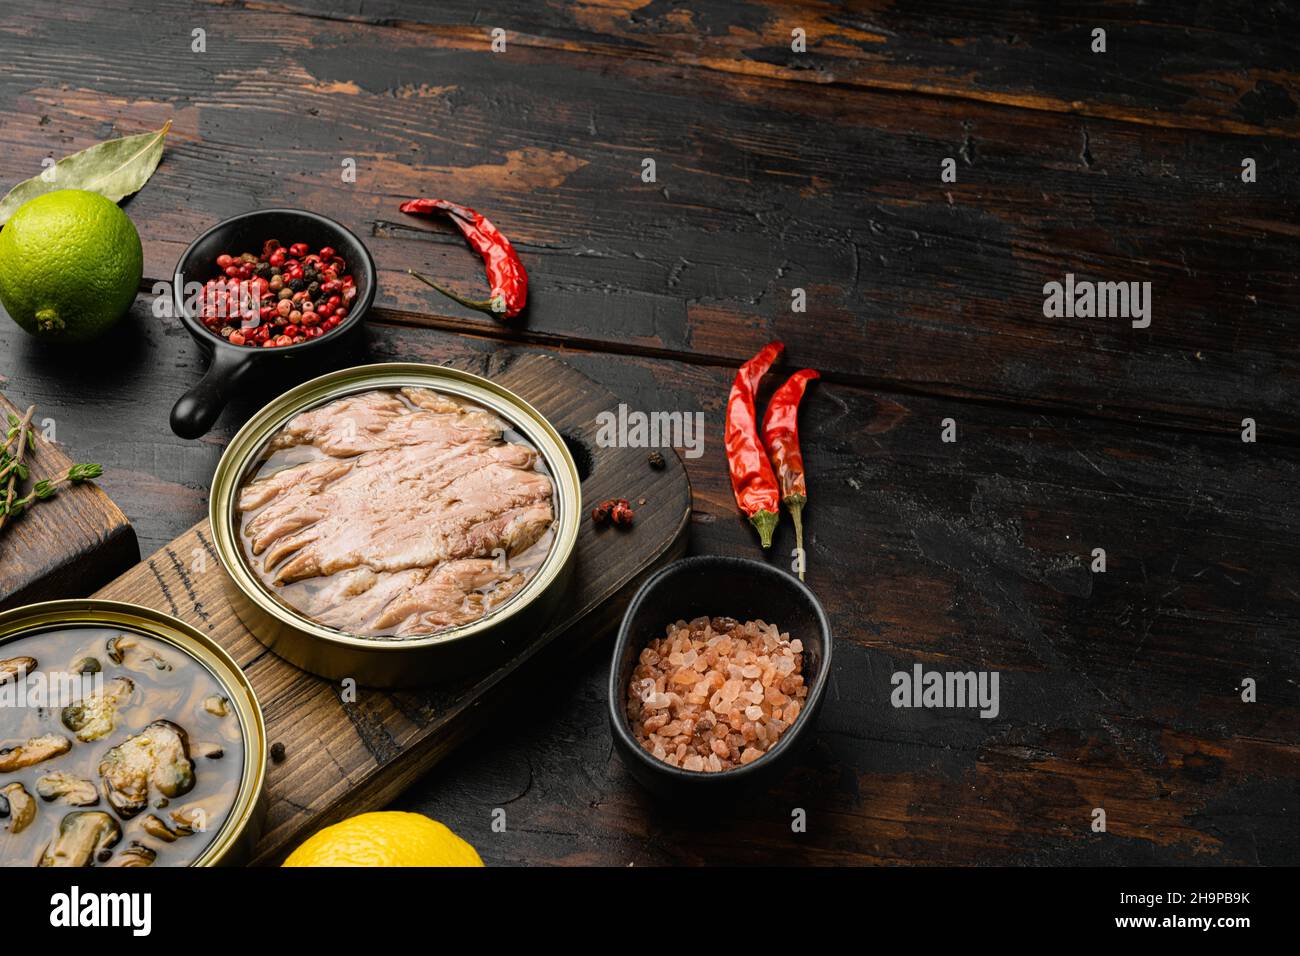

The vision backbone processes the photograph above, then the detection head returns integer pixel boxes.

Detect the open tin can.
[0,599,267,867]
[209,363,582,687]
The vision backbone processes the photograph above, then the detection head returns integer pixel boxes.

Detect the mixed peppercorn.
[592,497,635,528]
[197,239,356,348]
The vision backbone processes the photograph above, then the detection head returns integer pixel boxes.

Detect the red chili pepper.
[400,198,528,319]
[761,369,819,579]
[726,341,784,548]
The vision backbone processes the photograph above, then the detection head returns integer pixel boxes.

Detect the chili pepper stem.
[786,496,807,580]
[408,269,497,316]
[750,508,779,549]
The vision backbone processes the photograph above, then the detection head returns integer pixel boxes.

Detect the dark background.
[0,1,1296,864]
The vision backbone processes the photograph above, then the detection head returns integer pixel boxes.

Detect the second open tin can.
[209,362,582,687]
[0,599,267,867]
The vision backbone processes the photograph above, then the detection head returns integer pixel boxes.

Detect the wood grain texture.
[228,0,1300,138]
[391,357,1300,865]
[0,393,138,609]
[2,303,1291,865]
[90,353,691,863]
[0,0,1294,866]
[0,0,1295,436]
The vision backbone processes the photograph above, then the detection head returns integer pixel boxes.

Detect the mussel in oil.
[107,841,156,867]
[0,734,71,772]
[39,810,121,867]
[61,676,134,742]
[97,720,195,818]
[141,814,180,842]
[1,782,36,834]
[35,771,99,807]
[0,656,36,686]
[106,635,173,672]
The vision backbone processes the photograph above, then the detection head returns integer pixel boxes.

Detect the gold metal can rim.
[0,598,267,867]
[209,362,582,654]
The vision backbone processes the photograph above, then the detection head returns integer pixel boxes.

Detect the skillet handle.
[170,346,257,439]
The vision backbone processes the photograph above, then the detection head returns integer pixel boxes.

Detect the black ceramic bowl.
[608,556,833,799]
[169,209,377,439]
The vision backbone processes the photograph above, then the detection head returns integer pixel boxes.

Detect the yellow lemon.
[282,811,484,867]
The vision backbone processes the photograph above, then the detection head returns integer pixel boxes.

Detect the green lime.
[0,189,143,343]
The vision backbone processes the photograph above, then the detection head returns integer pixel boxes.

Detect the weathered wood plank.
[390,353,1300,865]
[395,651,1300,865]
[0,0,1294,866]
[0,0,1295,436]
[232,0,1300,138]
[0,393,139,609]
[2,301,1295,863]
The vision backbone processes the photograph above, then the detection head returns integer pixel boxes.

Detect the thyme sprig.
[0,405,104,535]
[3,463,104,519]
[0,405,36,534]
[2,414,36,454]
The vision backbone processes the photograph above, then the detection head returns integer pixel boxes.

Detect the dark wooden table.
[1,1,1296,865]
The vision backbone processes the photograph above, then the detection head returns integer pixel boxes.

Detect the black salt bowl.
[608,556,833,799]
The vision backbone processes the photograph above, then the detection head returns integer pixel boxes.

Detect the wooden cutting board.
[0,394,139,609]
[91,352,692,864]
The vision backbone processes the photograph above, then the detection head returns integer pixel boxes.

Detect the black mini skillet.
[169,209,377,439]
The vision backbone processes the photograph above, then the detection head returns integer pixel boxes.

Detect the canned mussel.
[0,600,266,867]
[210,363,582,687]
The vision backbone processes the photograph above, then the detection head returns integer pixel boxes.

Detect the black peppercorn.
[648,451,665,469]
[288,278,305,292]
[270,741,286,763]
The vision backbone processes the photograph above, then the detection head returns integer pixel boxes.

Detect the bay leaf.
[0,120,171,225]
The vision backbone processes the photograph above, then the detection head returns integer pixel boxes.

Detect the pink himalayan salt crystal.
[627,616,809,773]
